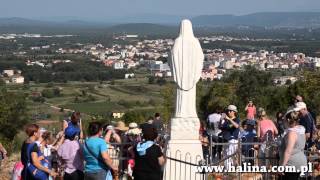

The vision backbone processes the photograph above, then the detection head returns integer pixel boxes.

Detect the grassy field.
[6,77,169,126]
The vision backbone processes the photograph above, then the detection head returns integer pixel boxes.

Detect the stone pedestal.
[164,118,204,180]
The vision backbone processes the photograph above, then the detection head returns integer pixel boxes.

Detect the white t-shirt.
[43,145,52,157]
[35,141,52,157]
[207,113,222,136]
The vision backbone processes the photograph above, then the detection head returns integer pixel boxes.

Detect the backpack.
[12,161,24,180]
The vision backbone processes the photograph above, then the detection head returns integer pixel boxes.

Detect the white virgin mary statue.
[169,19,204,118]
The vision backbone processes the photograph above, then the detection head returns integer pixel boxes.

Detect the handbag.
[26,143,49,180]
[84,141,114,180]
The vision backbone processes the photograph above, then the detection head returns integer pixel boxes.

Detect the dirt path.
[44,102,74,112]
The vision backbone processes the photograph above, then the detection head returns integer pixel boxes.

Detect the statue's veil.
[170,19,204,91]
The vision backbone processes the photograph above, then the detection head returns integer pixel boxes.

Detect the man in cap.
[294,102,316,148]
[219,105,240,168]
[294,95,317,125]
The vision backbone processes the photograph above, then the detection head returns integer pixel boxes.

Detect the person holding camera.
[220,105,240,168]
[245,100,256,121]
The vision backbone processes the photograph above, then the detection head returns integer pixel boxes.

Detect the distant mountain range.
[106,23,177,35]
[0,17,113,27]
[191,12,320,28]
[1,12,320,33]
[0,17,49,26]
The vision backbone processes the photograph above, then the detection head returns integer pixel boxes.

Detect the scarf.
[136,141,154,156]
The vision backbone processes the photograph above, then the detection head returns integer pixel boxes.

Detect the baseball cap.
[294,102,307,112]
[227,105,238,112]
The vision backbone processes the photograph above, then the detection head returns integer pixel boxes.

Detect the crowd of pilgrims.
[18,112,165,180]
[201,96,319,180]
[12,95,320,180]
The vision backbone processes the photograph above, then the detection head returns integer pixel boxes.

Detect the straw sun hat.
[115,121,129,131]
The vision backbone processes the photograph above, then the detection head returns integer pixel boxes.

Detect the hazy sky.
[1,0,320,19]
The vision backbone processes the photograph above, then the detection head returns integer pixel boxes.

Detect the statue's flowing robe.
[169,20,204,118]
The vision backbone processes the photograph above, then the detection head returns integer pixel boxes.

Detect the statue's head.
[179,19,194,37]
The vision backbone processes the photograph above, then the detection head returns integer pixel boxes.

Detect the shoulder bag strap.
[84,141,108,168]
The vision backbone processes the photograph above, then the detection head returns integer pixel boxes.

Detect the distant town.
[1,33,320,86]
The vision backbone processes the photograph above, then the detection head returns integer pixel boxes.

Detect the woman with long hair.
[256,108,278,166]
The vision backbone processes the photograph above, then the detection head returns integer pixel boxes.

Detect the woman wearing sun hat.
[106,121,129,171]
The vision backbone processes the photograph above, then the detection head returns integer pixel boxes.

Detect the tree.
[81,90,87,96]
[32,96,45,103]
[41,89,55,98]
[199,66,295,119]
[160,84,175,123]
[53,88,61,96]
[122,110,153,125]
[287,70,320,115]
[0,79,5,86]
[148,76,155,84]
[74,96,80,103]
[135,101,142,106]
[87,85,95,92]
[199,81,237,117]
[157,77,167,86]
[46,82,54,88]
[86,95,96,102]
[148,99,156,106]
[285,79,292,85]
[0,89,28,152]
[118,100,133,108]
